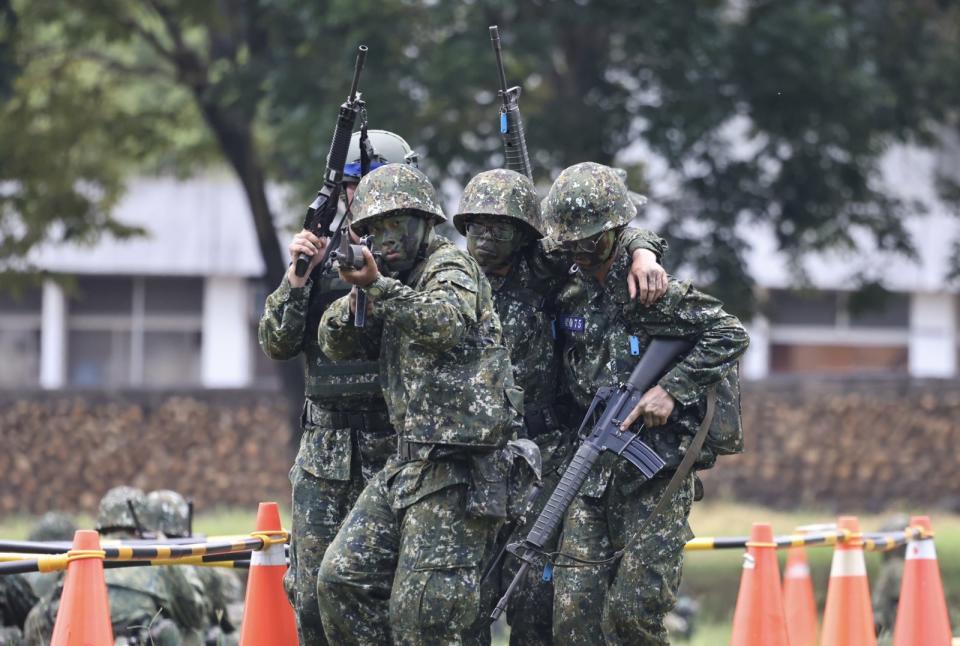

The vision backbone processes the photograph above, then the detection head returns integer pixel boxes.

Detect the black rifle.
[330,229,378,327]
[491,337,693,620]
[295,45,368,277]
[489,26,533,180]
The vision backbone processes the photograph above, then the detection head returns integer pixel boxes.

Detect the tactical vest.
[303,271,384,410]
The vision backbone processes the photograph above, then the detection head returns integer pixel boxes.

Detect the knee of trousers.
[389,566,481,636]
[602,560,681,639]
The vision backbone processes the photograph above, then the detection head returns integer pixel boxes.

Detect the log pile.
[701,376,960,511]
[2,375,959,514]
[0,391,292,515]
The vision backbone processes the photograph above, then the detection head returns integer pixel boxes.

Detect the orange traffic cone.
[239,502,297,646]
[730,523,790,646]
[821,516,876,646]
[782,543,818,646]
[50,530,114,646]
[892,516,953,646]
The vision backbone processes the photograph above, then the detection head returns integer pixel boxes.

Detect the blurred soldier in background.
[0,572,37,645]
[144,490,244,646]
[258,130,415,645]
[453,168,668,645]
[23,512,77,600]
[873,514,909,641]
[23,486,209,646]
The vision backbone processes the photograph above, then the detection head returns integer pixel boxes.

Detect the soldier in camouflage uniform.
[872,515,908,641]
[23,512,77,601]
[23,487,209,646]
[315,163,522,645]
[258,130,416,644]
[0,572,37,646]
[453,168,669,645]
[543,163,748,645]
[144,490,243,645]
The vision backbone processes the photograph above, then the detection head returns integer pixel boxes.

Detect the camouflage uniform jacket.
[556,242,748,495]
[494,227,668,412]
[259,270,391,481]
[319,235,521,450]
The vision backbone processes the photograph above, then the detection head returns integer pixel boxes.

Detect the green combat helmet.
[350,163,446,231]
[343,130,419,182]
[542,161,637,242]
[144,490,191,539]
[453,168,544,239]
[96,486,147,535]
[28,512,77,542]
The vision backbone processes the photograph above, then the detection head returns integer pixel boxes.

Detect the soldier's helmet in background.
[453,168,544,239]
[343,130,419,183]
[28,512,77,542]
[144,489,191,539]
[878,514,910,560]
[96,486,147,533]
[350,163,447,231]
[541,161,639,242]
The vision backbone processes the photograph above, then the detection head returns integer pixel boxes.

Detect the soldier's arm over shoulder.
[372,256,478,352]
[317,294,383,360]
[632,281,749,406]
[257,275,311,360]
[619,226,667,262]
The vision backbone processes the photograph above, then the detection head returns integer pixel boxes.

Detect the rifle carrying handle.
[526,442,601,548]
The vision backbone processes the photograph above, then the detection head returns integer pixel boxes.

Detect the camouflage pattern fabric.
[317,461,501,646]
[549,239,747,644]
[0,626,23,645]
[144,490,191,539]
[540,162,637,242]
[27,512,76,542]
[453,169,544,238]
[317,207,520,643]
[319,236,521,449]
[259,262,395,644]
[349,163,446,229]
[23,563,209,646]
[96,486,147,533]
[553,474,696,645]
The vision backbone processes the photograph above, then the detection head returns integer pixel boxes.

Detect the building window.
[67,276,203,388]
[0,288,42,387]
[766,289,909,374]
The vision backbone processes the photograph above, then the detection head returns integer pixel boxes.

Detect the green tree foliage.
[3,0,959,317]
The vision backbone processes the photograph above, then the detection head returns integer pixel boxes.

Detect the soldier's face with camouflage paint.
[465,215,524,274]
[364,211,428,273]
[563,229,618,270]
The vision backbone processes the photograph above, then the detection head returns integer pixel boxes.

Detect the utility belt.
[523,400,576,439]
[304,401,394,434]
[396,438,475,462]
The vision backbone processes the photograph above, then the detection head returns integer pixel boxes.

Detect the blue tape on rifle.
[551,319,558,340]
[500,112,508,134]
[542,563,553,582]
[629,335,641,356]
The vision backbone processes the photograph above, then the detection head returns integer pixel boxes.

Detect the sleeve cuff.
[658,368,702,407]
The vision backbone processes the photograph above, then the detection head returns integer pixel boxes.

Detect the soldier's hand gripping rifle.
[330,230,379,327]
[489,26,533,180]
[294,44,368,278]
[490,337,693,621]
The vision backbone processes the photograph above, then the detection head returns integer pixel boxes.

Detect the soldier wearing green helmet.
[454,167,669,645]
[315,163,523,645]
[23,487,209,646]
[258,129,416,643]
[542,162,748,645]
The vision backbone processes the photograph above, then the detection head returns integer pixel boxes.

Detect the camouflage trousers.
[286,424,393,646]
[317,462,502,646]
[487,432,572,646]
[553,471,695,646]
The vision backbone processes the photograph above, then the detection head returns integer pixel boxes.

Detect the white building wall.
[202,277,252,388]
[39,280,66,389]
[743,315,770,379]
[908,293,958,377]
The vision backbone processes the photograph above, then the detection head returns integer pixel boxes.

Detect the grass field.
[4,501,958,643]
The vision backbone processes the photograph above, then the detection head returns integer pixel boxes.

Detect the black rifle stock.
[490,337,693,621]
[295,45,368,277]
[489,26,533,180]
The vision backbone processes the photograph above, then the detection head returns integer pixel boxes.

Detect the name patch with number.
[559,315,586,333]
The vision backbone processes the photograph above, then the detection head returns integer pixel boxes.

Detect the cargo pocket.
[390,551,481,636]
[466,450,510,520]
[296,425,351,482]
